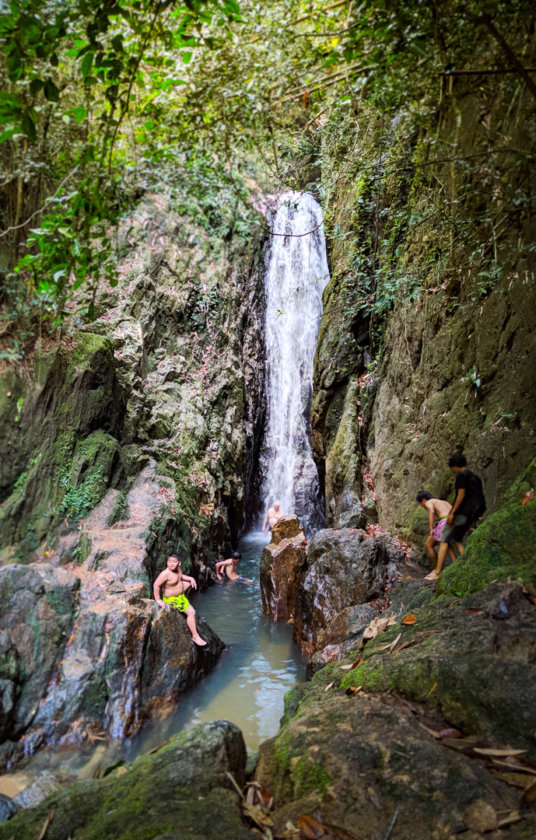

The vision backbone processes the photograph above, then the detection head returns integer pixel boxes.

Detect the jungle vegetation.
[0,0,534,358]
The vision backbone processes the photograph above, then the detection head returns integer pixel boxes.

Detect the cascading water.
[261,191,330,534]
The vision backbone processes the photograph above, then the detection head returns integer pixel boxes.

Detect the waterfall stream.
[262,192,330,533]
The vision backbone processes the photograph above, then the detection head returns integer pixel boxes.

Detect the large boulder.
[260,516,306,621]
[341,581,536,762]
[0,721,252,840]
[293,528,401,655]
[255,687,527,840]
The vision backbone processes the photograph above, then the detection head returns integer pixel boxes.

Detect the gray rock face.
[0,564,78,741]
[0,794,18,824]
[0,472,225,768]
[293,528,401,655]
[0,721,251,840]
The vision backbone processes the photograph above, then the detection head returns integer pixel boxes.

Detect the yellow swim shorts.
[163,593,190,613]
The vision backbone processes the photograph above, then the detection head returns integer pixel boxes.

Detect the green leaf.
[81,52,94,79]
[68,105,88,123]
[182,51,192,64]
[0,128,15,144]
[44,80,60,102]
[21,111,36,141]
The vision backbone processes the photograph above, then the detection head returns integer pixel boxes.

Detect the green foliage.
[1,0,534,350]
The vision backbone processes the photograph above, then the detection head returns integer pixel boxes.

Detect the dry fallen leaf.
[324,681,334,692]
[377,632,401,652]
[473,747,527,757]
[149,740,170,755]
[462,607,484,617]
[296,814,327,839]
[521,489,534,506]
[340,658,364,670]
[438,728,462,739]
[345,685,362,697]
[243,802,273,830]
[497,809,522,828]
[490,770,532,788]
[401,613,417,625]
[522,778,536,805]
[362,614,396,641]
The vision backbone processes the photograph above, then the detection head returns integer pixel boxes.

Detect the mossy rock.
[0,721,250,840]
[438,458,536,597]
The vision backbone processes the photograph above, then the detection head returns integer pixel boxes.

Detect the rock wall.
[0,195,267,767]
[313,77,536,548]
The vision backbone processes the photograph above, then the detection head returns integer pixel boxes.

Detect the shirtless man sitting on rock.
[262,500,283,532]
[153,555,207,646]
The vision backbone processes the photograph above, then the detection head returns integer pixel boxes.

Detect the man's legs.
[425,540,449,580]
[424,535,437,562]
[184,605,207,646]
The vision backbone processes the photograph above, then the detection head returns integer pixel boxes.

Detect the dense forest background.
[1,0,534,354]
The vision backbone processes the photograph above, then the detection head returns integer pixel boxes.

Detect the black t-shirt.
[454,469,486,519]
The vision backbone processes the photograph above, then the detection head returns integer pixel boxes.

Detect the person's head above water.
[232,551,241,561]
[274,500,280,510]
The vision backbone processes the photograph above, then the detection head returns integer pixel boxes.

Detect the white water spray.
[262,192,330,533]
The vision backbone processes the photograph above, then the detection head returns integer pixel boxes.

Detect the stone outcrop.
[293,528,403,657]
[312,71,536,550]
[260,515,306,621]
[255,686,531,840]
[0,721,251,840]
[0,465,224,770]
[0,196,267,768]
[0,554,223,769]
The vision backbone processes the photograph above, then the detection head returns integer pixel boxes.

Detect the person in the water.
[153,555,207,646]
[262,500,283,532]
[215,552,252,582]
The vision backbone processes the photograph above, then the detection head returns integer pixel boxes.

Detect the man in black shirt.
[424,453,485,581]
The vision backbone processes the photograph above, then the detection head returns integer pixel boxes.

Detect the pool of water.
[0,531,305,794]
[127,530,305,755]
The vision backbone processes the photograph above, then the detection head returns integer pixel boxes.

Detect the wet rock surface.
[341,580,536,762]
[293,528,402,656]
[0,721,252,840]
[0,463,224,770]
[260,516,306,621]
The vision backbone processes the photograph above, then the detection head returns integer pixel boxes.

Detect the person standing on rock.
[416,491,457,569]
[153,556,207,646]
[262,500,283,532]
[425,454,486,581]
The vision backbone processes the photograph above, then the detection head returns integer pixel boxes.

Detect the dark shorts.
[441,513,471,545]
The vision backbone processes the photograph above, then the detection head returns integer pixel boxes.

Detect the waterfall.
[261,192,330,534]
